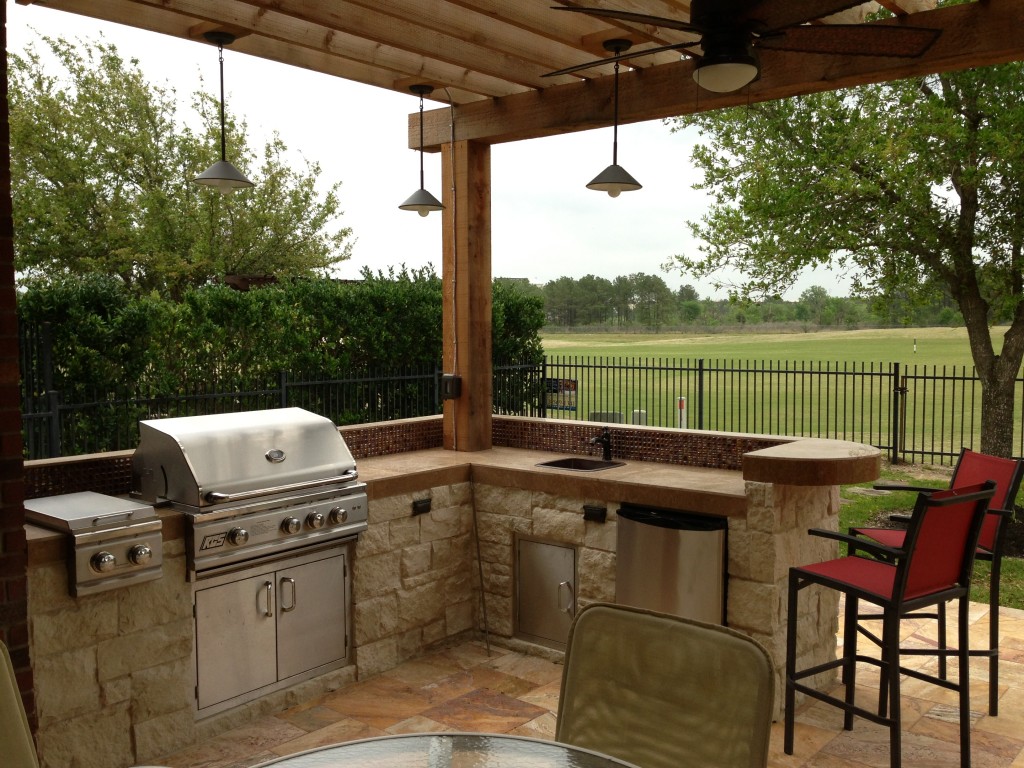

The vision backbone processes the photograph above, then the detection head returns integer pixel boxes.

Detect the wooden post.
[441,140,491,451]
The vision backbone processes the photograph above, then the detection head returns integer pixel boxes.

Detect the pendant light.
[399,84,444,216]
[193,31,254,194]
[587,39,641,198]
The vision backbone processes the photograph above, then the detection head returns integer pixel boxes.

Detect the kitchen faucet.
[589,427,613,461]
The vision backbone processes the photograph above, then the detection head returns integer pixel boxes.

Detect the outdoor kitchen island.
[22,423,879,768]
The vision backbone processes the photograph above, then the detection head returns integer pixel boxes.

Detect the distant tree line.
[512,273,966,331]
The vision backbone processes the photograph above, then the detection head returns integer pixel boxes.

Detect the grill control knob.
[128,544,153,566]
[306,512,325,530]
[228,527,249,546]
[281,517,301,534]
[91,551,116,573]
[329,506,348,525]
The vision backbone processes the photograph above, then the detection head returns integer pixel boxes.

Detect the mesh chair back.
[1,640,39,768]
[556,603,774,768]
[901,482,994,601]
[950,449,1023,551]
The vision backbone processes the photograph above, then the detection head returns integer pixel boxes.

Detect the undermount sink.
[536,457,625,472]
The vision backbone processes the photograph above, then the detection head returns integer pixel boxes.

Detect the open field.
[541,326,986,367]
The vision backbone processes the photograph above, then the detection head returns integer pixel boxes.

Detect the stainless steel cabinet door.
[195,573,278,709]
[516,539,575,648]
[277,553,348,680]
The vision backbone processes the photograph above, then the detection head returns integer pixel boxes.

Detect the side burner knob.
[91,551,116,573]
[306,512,325,529]
[329,506,348,525]
[228,527,249,546]
[128,544,153,566]
[281,517,301,534]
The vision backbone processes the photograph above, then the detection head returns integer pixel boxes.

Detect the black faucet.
[589,427,613,461]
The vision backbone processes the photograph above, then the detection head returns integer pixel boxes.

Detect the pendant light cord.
[612,60,620,165]
[217,42,227,163]
[418,94,427,188]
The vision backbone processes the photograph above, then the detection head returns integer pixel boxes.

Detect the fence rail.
[19,319,1024,463]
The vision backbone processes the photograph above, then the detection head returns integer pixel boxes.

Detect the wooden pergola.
[8,0,1024,454]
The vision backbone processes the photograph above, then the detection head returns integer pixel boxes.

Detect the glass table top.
[255,733,641,768]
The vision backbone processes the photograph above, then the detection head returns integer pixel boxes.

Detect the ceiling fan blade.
[551,6,701,34]
[543,42,700,78]
[755,24,941,58]
[735,0,869,34]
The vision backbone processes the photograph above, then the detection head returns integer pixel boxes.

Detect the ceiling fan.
[546,0,942,93]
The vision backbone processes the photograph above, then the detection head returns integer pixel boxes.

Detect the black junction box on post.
[412,498,432,516]
[441,374,462,400]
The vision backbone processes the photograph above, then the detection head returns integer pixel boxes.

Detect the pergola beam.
[414,0,1024,149]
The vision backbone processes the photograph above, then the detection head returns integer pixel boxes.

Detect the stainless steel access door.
[277,553,348,680]
[195,572,278,710]
[515,537,576,648]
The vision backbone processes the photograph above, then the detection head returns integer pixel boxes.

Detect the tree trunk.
[979,367,1017,457]
[959,295,1024,459]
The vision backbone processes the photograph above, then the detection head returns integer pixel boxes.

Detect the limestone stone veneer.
[25,437,877,766]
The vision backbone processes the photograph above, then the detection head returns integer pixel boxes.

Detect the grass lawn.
[542,326,984,367]
[839,463,1024,609]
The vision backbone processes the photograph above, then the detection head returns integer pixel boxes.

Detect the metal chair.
[785,481,996,768]
[851,448,1024,715]
[556,602,774,768]
[2,639,40,768]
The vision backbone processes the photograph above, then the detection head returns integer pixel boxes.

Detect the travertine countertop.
[26,439,880,562]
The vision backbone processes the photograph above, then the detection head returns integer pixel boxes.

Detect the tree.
[798,286,831,326]
[668,42,1024,456]
[8,35,352,299]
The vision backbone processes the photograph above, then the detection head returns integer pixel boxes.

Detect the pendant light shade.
[587,163,642,198]
[588,39,641,197]
[693,31,760,93]
[194,31,254,194]
[399,84,444,216]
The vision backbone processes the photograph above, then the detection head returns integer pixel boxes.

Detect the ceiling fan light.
[587,163,642,197]
[693,32,760,93]
[194,159,255,194]
[694,60,759,93]
[399,187,444,216]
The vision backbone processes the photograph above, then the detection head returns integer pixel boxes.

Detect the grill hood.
[132,408,357,507]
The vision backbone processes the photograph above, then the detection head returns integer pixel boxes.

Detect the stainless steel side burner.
[24,491,163,596]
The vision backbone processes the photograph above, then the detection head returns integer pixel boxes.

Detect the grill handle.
[91,510,137,526]
[203,470,359,504]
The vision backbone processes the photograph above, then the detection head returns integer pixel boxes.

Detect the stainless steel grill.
[131,407,368,580]
[131,407,368,717]
[24,492,163,596]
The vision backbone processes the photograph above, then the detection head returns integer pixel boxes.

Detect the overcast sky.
[7,3,848,300]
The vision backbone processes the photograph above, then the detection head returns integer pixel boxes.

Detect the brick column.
[0,0,32,726]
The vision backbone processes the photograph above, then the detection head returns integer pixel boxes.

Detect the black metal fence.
[503,357,1024,466]
[18,320,1023,463]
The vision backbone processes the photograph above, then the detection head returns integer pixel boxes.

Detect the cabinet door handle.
[261,581,274,617]
[558,580,575,617]
[280,577,297,613]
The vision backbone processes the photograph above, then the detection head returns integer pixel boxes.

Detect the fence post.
[279,371,288,408]
[434,366,442,413]
[890,362,903,465]
[47,389,61,458]
[697,358,705,430]
[540,358,548,419]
